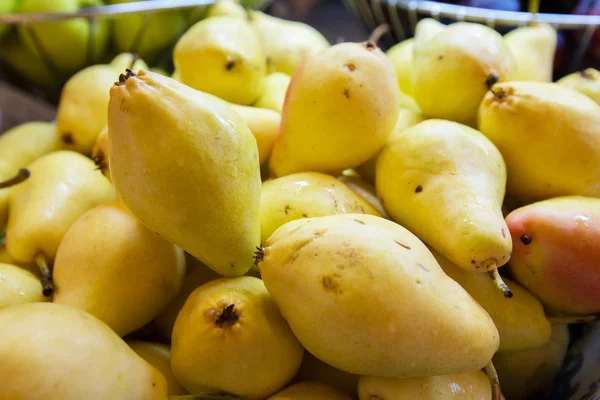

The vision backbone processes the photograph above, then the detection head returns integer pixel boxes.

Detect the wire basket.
[343,0,600,75]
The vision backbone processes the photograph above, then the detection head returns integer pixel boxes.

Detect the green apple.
[0,0,18,41]
[18,0,110,75]
[109,0,186,64]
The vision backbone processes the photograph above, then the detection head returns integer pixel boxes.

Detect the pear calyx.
[214,304,239,328]
[115,69,137,86]
[253,246,265,265]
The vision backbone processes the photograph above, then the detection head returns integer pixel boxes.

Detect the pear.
[493,325,569,400]
[478,82,600,201]
[260,172,381,242]
[108,70,261,276]
[268,382,352,400]
[337,174,387,218]
[358,371,492,400]
[110,0,186,63]
[413,22,516,124]
[0,303,168,400]
[413,18,446,50]
[0,37,55,90]
[207,0,247,18]
[355,106,424,184]
[174,16,266,105]
[0,0,17,40]
[257,214,499,378]
[0,246,39,277]
[171,276,304,398]
[504,24,557,82]
[91,126,110,181]
[293,352,359,397]
[6,151,115,271]
[0,264,47,310]
[386,38,414,96]
[0,121,58,231]
[506,196,600,315]
[229,104,281,165]
[18,0,110,74]
[432,249,550,352]
[250,12,330,76]
[269,41,400,177]
[154,254,221,341]
[52,200,186,337]
[557,68,600,105]
[129,341,187,395]
[376,120,512,274]
[254,72,292,114]
[56,54,148,154]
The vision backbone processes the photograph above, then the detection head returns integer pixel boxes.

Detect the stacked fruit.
[1,1,600,399]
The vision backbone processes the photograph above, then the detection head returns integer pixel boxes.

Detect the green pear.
[53,200,186,337]
[413,22,516,124]
[258,214,499,379]
[504,23,557,82]
[386,38,414,96]
[174,16,266,105]
[478,82,600,201]
[254,72,291,114]
[18,0,110,74]
[0,303,168,400]
[249,12,330,76]
[376,120,512,274]
[108,70,261,277]
[0,263,47,310]
[557,68,600,105]
[0,0,18,41]
[109,0,186,63]
[0,36,55,90]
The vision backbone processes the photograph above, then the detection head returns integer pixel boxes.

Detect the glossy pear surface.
[0,264,47,310]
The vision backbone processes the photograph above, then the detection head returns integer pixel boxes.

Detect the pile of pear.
[2,2,600,399]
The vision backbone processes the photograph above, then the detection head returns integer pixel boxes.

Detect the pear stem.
[0,168,30,189]
[367,24,390,45]
[488,268,513,299]
[549,315,599,325]
[484,361,502,400]
[528,0,540,14]
[35,253,54,297]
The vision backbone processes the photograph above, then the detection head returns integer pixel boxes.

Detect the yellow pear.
[413,18,446,50]
[504,24,557,82]
[53,200,185,337]
[0,246,13,264]
[0,121,58,231]
[91,126,110,181]
[433,249,550,352]
[154,254,221,341]
[128,341,187,395]
[413,22,516,124]
[337,174,387,217]
[258,214,499,378]
[557,68,600,105]
[174,16,266,105]
[293,352,359,397]
[268,382,352,400]
[254,72,292,114]
[0,302,168,400]
[229,104,281,165]
[269,41,400,176]
[358,371,491,400]
[478,82,600,201]
[171,276,304,399]
[108,70,261,276]
[6,151,115,269]
[0,264,47,310]
[376,120,512,273]
[493,325,569,400]
[260,172,381,242]
[386,38,414,95]
[0,245,38,277]
[207,0,246,18]
[250,12,330,76]
[355,106,424,184]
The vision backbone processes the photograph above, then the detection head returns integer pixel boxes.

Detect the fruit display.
[1,2,600,399]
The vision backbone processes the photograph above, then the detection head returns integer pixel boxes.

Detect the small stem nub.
[489,269,513,299]
[215,304,239,328]
[484,361,502,400]
[0,168,30,189]
[36,253,54,297]
[115,69,137,86]
[253,246,264,265]
[367,24,389,46]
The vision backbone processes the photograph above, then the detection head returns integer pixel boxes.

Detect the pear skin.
[557,68,600,105]
[260,172,381,242]
[293,352,360,397]
[6,151,115,264]
[128,341,187,395]
[376,120,512,272]
[504,23,557,82]
[254,72,292,114]
[269,42,400,176]
[53,200,186,337]
[258,214,499,379]
[267,382,352,400]
[174,16,266,105]
[0,264,47,310]
[0,303,168,400]
[91,126,110,182]
[229,104,281,165]
[207,0,247,18]
[413,18,446,51]
[108,70,261,277]
[171,276,304,399]
[506,196,600,315]
[386,38,415,96]
[478,82,600,201]
[358,371,492,400]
